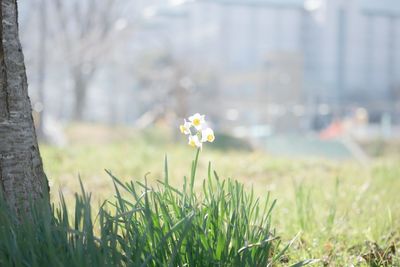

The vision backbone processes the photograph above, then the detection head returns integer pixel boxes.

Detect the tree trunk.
[72,65,94,121]
[72,69,88,121]
[0,0,49,215]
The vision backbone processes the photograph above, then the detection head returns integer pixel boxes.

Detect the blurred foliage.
[211,132,253,152]
[359,139,400,158]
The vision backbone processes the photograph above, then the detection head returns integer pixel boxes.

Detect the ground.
[41,124,400,266]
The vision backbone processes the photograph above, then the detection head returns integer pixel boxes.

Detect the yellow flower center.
[189,140,196,147]
[193,118,201,126]
[180,125,186,133]
[207,134,215,142]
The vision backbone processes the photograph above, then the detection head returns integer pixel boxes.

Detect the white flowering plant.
[180,113,215,149]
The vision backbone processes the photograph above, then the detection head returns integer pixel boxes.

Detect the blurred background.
[15,2,400,261]
[19,0,400,159]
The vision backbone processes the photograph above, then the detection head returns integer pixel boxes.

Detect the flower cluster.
[180,113,215,149]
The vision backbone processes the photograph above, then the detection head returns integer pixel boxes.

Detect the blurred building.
[19,0,400,136]
[149,0,400,133]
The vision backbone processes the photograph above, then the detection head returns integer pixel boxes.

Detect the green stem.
[190,148,200,196]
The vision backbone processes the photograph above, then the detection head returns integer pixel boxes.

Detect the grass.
[0,144,313,267]
[38,124,400,266]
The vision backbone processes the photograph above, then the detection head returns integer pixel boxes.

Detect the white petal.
[194,124,203,130]
[201,128,214,142]
[188,113,200,122]
[201,128,210,142]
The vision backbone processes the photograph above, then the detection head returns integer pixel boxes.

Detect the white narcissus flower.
[188,113,205,130]
[188,135,202,149]
[180,113,215,149]
[201,128,215,142]
[179,119,191,135]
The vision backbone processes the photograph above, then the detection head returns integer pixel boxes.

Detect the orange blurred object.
[319,121,345,140]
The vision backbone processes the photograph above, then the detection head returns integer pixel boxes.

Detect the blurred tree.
[135,52,192,128]
[135,50,221,130]
[53,0,127,121]
[0,0,49,214]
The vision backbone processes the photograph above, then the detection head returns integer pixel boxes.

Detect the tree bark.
[0,0,49,215]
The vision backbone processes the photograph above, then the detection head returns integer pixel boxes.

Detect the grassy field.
[40,124,400,266]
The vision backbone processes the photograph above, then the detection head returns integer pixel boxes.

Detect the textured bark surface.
[0,0,49,215]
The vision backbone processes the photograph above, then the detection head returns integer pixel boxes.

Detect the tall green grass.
[0,150,314,266]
